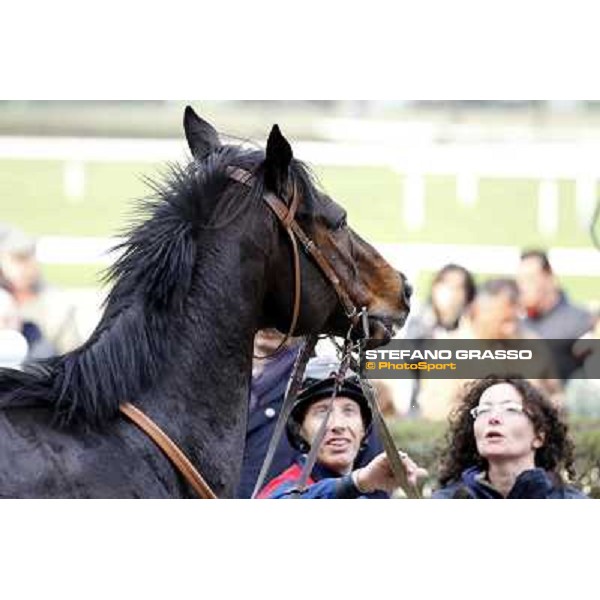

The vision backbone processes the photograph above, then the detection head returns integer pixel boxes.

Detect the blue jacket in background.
[432,466,587,499]
[237,345,300,499]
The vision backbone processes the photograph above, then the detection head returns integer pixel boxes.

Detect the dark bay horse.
[0,107,411,497]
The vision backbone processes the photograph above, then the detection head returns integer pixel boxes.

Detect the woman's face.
[472,383,544,464]
[431,271,467,321]
[300,396,365,475]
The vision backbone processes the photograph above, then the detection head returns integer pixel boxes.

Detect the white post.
[403,172,425,231]
[575,176,597,231]
[537,179,559,236]
[456,172,478,207]
[64,161,86,202]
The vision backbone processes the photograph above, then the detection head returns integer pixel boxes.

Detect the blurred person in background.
[371,379,401,420]
[0,226,79,355]
[0,282,55,361]
[517,249,593,380]
[257,366,426,499]
[565,309,600,418]
[0,227,42,306]
[416,278,561,421]
[0,287,28,368]
[404,263,476,340]
[403,264,476,417]
[458,279,561,400]
[433,377,586,499]
[460,278,528,339]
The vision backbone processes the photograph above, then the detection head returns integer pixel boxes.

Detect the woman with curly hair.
[433,377,586,498]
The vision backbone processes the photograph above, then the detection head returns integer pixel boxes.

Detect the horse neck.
[133,227,269,497]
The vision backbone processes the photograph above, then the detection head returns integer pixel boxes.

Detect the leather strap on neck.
[119,403,217,499]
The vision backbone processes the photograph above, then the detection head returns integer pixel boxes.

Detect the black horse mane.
[0,143,320,428]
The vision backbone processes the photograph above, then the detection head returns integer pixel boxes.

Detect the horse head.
[184,106,411,344]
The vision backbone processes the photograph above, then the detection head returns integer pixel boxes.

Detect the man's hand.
[353,451,428,494]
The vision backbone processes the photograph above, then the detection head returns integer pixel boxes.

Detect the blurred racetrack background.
[1,100,599,339]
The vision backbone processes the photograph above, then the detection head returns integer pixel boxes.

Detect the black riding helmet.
[286,373,373,453]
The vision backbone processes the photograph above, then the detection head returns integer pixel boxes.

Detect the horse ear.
[264,124,293,192]
[183,105,220,160]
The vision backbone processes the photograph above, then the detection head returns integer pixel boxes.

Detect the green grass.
[40,264,108,289]
[2,159,598,302]
[313,170,596,248]
[0,159,161,236]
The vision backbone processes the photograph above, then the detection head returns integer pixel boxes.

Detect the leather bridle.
[119,165,366,499]
[226,166,362,357]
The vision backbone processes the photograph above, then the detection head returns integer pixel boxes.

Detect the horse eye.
[334,216,347,231]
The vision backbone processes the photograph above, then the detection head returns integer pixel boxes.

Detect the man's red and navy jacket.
[257,458,387,499]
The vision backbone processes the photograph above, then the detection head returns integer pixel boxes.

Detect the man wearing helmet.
[257,360,426,499]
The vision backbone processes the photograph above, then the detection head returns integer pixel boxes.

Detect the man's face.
[517,257,553,312]
[0,251,40,293]
[300,396,365,475]
[471,293,519,339]
[431,270,468,318]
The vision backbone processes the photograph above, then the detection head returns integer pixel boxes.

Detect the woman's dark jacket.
[432,466,587,499]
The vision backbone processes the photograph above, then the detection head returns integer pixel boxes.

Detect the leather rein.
[119,166,363,499]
